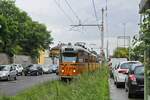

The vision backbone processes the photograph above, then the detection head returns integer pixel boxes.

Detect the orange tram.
[58,43,100,80]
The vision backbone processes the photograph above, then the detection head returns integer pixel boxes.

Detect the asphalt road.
[109,78,144,100]
[0,74,59,96]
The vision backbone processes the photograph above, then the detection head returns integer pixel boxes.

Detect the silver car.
[12,64,24,76]
[42,65,52,74]
[0,65,17,81]
[51,64,58,73]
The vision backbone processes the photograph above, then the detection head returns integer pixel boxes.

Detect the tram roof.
[61,45,97,57]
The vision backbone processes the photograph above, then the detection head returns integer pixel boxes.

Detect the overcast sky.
[15,0,141,55]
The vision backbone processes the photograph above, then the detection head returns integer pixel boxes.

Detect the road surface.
[0,74,58,96]
[109,78,144,100]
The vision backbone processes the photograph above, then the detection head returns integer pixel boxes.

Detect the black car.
[125,64,144,98]
[24,64,43,76]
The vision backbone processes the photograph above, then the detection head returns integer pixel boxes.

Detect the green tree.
[140,10,150,44]
[131,10,150,62]
[113,47,129,58]
[0,0,53,58]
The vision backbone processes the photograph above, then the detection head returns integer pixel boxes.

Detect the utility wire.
[64,0,81,23]
[105,0,108,35]
[54,0,74,23]
[91,0,99,25]
[91,0,101,31]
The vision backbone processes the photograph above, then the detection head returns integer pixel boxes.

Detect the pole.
[100,8,105,65]
[128,36,131,60]
[123,23,126,48]
[101,8,104,50]
[106,40,109,58]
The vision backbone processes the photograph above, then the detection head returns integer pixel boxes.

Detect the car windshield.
[29,65,38,69]
[31,65,38,68]
[62,53,77,62]
[135,66,144,75]
[0,65,10,71]
[120,63,130,69]
[130,64,143,71]
[121,62,140,69]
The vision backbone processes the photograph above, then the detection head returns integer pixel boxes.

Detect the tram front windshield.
[62,53,77,62]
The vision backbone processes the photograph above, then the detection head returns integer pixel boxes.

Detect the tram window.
[62,53,77,62]
[85,59,89,62]
[78,58,83,63]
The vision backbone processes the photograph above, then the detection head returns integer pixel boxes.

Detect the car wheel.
[114,77,116,84]
[20,72,23,76]
[24,73,27,76]
[36,72,39,76]
[114,80,116,85]
[7,76,11,81]
[41,71,44,75]
[14,76,17,80]
[116,79,120,88]
[116,82,120,88]
[125,83,128,92]
[128,88,134,98]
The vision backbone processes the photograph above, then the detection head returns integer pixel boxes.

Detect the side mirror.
[124,70,129,75]
[10,67,13,71]
[125,72,128,75]
[115,67,118,70]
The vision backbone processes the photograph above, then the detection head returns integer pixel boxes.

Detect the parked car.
[108,58,127,78]
[41,64,52,74]
[23,64,43,76]
[51,64,58,73]
[12,64,24,75]
[0,65,17,81]
[125,64,144,98]
[113,61,141,88]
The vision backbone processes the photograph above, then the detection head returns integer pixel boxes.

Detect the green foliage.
[131,9,150,62]
[130,41,145,62]
[140,9,150,44]
[113,47,129,58]
[0,67,109,100]
[0,0,53,58]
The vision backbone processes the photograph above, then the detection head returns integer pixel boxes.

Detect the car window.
[120,62,140,69]
[134,66,144,75]
[0,65,10,71]
[120,63,130,69]
[12,66,16,70]
[116,63,119,69]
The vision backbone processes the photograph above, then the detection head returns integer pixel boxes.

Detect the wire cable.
[54,0,74,23]
[64,0,81,23]
[91,0,99,24]
[91,0,101,32]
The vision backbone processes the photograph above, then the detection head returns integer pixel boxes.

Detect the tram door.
[145,48,150,100]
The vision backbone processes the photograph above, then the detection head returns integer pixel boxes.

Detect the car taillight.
[129,74,136,81]
[129,74,137,85]
[118,69,127,74]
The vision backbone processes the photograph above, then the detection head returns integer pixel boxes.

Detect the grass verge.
[0,66,109,100]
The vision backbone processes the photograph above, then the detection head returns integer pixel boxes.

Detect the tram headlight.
[73,69,76,73]
[62,70,64,73]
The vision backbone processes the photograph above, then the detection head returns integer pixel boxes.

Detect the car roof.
[131,63,143,66]
[131,64,144,68]
[0,65,11,67]
[119,61,141,65]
